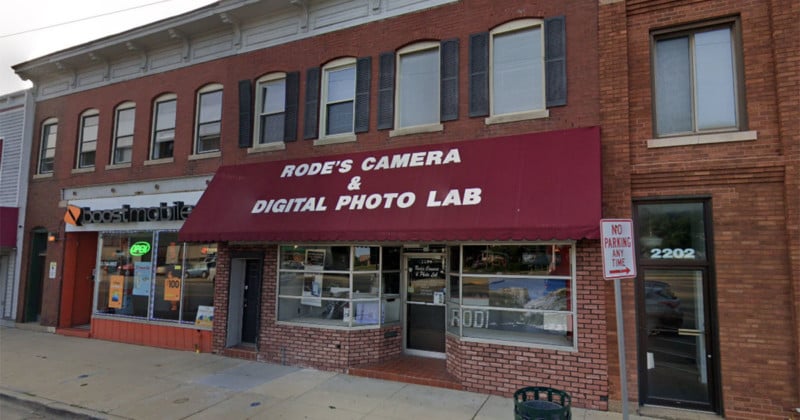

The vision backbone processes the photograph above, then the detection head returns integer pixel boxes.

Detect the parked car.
[645,280,683,335]
[186,263,211,278]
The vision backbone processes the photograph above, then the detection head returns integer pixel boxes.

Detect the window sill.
[485,109,549,125]
[71,167,95,174]
[647,130,757,148]
[144,157,175,166]
[105,163,132,170]
[189,151,221,160]
[247,142,286,154]
[389,123,444,138]
[33,173,54,179]
[314,133,357,146]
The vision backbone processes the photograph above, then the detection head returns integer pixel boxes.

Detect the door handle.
[678,328,704,336]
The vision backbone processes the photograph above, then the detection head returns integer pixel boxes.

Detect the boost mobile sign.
[250,148,483,214]
[65,202,194,226]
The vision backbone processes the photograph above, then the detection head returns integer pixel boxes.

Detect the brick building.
[598,0,799,418]
[11,0,798,418]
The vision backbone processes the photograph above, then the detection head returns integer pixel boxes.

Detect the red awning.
[179,127,601,243]
[0,207,18,248]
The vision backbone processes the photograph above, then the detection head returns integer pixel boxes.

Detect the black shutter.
[284,71,299,142]
[440,38,459,122]
[469,32,489,117]
[303,67,320,140]
[545,16,567,107]
[238,79,253,148]
[377,52,395,130]
[354,56,372,133]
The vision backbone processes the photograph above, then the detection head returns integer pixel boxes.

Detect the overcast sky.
[0,0,217,96]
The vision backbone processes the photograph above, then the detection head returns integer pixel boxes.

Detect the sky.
[0,0,217,96]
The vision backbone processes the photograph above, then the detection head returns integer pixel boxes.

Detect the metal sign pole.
[614,277,629,420]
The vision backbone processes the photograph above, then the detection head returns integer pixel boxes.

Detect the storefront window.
[277,245,401,327]
[97,232,153,317]
[447,244,575,348]
[95,231,216,326]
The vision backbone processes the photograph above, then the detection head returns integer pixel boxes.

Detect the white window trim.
[394,41,440,131]
[253,72,286,147]
[144,157,175,166]
[319,57,357,141]
[193,84,223,156]
[489,18,546,120]
[247,142,286,154]
[111,101,136,165]
[188,150,221,160]
[38,117,58,175]
[105,162,132,170]
[647,130,757,148]
[149,93,177,161]
[76,109,99,169]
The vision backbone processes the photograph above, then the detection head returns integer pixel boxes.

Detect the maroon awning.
[179,127,601,243]
[0,207,18,248]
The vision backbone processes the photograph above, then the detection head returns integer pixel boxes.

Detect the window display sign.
[301,249,325,307]
[408,258,445,303]
[195,305,214,327]
[133,262,152,296]
[108,275,125,309]
[164,266,181,301]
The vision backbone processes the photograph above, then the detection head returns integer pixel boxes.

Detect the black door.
[25,231,48,322]
[635,199,720,413]
[241,259,262,344]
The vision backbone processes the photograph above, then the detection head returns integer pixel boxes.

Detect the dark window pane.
[637,202,707,261]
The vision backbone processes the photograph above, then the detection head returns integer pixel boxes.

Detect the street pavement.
[0,326,657,420]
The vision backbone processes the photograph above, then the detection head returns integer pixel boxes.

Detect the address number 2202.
[650,248,696,259]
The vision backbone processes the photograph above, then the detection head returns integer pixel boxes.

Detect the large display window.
[447,244,576,348]
[95,231,216,326]
[277,245,401,327]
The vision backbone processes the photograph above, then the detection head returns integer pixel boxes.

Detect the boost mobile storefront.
[179,127,606,397]
[59,179,218,351]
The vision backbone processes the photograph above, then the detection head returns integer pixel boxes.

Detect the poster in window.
[108,275,125,309]
[164,265,182,301]
[301,275,322,307]
[166,243,180,264]
[133,262,152,296]
[195,305,214,327]
[305,249,326,269]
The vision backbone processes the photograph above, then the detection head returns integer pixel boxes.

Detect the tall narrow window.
[491,19,544,116]
[151,94,176,160]
[321,59,356,137]
[254,74,286,145]
[396,43,440,128]
[195,84,222,154]
[112,103,135,165]
[653,21,742,137]
[38,118,58,174]
[77,110,99,168]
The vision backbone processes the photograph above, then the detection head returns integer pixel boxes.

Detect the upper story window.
[195,84,222,154]
[303,59,370,143]
[255,73,287,146]
[77,110,99,169]
[38,118,58,174]
[652,19,744,137]
[321,58,356,138]
[112,102,135,165]
[151,94,177,160]
[469,17,566,123]
[491,19,545,116]
[397,42,440,129]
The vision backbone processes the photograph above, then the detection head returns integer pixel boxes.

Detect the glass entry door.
[404,254,446,357]
[641,269,715,410]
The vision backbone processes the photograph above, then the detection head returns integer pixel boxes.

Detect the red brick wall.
[600,0,799,417]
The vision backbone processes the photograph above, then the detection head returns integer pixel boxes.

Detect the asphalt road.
[0,394,95,420]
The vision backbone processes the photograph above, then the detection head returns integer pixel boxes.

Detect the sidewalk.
[0,326,654,420]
